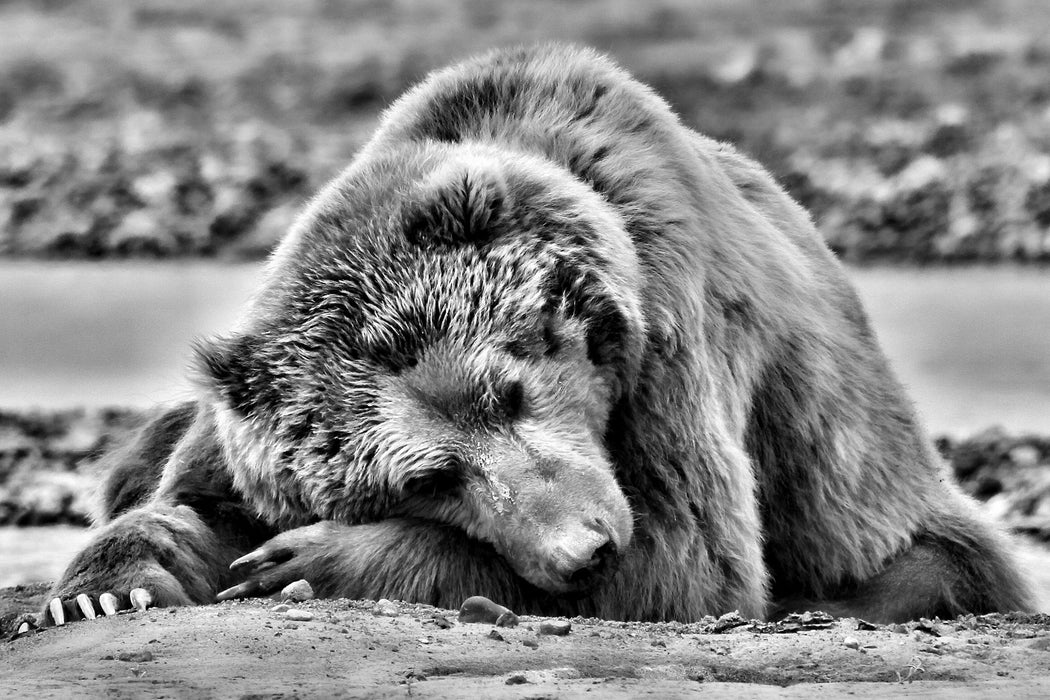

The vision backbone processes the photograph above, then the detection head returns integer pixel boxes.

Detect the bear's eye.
[401,468,464,498]
[494,379,525,421]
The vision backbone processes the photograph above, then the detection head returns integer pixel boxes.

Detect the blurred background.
[0,0,1047,603]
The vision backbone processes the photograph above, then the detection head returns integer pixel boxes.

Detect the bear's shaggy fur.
[47,45,1033,624]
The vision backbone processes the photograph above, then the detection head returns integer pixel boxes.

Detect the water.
[1,262,1048,587]
[0,261,262,409]
[849,267,1050,437]
[0,525,89,588]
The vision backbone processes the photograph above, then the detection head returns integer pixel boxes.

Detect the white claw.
[49,598,65,626]
[130,588,152,612]
[75,593,96,620]
[99,592,119,616]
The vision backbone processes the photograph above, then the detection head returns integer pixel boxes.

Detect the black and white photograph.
[1,0,1049,696]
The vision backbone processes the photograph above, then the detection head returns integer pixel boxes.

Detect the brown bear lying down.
[43,44,1033,625]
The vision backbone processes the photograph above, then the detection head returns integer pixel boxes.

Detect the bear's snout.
[544,522,622,591]
[558,538,618,587]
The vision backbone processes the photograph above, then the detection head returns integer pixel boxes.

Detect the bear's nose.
[551,530,619,588]
[566,539,618,587]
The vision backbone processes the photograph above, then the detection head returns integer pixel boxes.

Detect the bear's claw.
[43,588,154,627]
[215,580,262,602]
[219,542,299,601]
[228,550,263,573]
[130,588,152,612]
[75,593,96,620]
[99,592,119,616]
[229,546,289,576]
[49,598,67,626]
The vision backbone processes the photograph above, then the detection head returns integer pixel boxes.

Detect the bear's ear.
[403,161,508,248]
[192,334,274,418]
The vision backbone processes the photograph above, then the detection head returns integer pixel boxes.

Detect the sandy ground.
[2,588,1049,699]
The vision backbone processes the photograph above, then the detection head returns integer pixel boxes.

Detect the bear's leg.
[773,526,1035,623]
[772,542,958,622]
[220,518,537,611]
[44,504,237,624]
[43,402,271,625]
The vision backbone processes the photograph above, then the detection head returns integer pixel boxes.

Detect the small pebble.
[914,620,942,637]
[271,604,290,613]
[116,651,154,663]
[428,615,453,629]
[522,639,539,649]
[538,620,572,636]
[459,595,515,625]
[374,599,399,617]
[712,611,748,633]
[800,611,834,626]
[487,629,506,642]
[285,609,314,622]
[550,667,582,679]
[506,674,528,685]
[843,636,860,650]
[495,611,519,628]
[281,580,315,603]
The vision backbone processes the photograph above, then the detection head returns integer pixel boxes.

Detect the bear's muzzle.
[530,518,626,593]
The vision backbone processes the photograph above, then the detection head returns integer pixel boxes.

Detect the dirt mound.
[2,596,1049,698]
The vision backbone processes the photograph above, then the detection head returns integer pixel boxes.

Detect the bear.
[42,44,1033,626]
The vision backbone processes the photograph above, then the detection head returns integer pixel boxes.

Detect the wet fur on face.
[197,143,642,592]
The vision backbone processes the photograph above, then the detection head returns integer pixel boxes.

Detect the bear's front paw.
[43,588,155,626]
[41,504,214,627]
[44,560,193,627]
[218,522,344,601]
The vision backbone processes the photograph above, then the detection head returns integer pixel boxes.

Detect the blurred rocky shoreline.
[0,408,141,526]
[3,1,1050,264]
[1,408,1047,538]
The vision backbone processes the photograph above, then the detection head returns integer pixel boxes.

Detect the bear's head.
[197,142,645,594]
